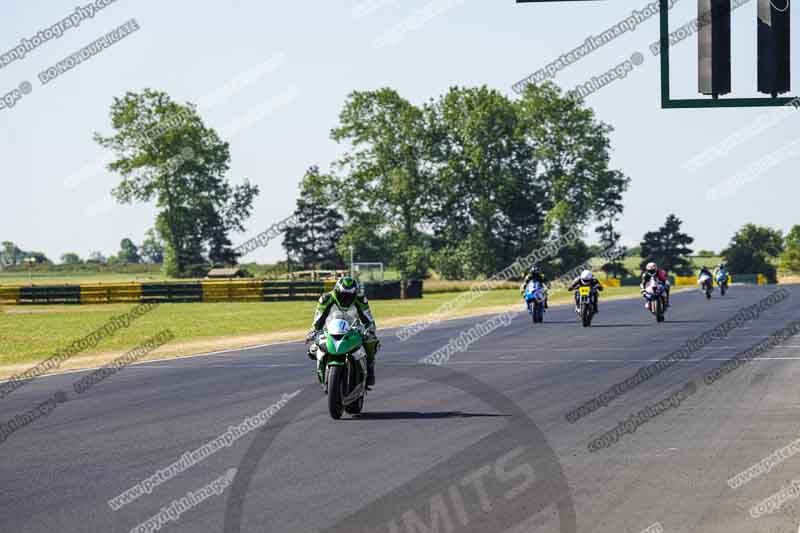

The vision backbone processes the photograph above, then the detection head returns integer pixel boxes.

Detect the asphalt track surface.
[2,285,800,533]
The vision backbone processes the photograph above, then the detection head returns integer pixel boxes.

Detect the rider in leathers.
[306,276,380,387]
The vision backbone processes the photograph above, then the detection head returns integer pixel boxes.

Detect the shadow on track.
[590,323,652,328]
[347,411,509,420]
[661,319,714,324]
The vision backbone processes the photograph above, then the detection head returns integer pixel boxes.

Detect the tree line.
[0,233,163,267]
[282,83,629,279]
[634,216,798,283]
[4,218,799,282]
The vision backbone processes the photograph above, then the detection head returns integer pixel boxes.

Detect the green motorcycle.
[309,311,369,419]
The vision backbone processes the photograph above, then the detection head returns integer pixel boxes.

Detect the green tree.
[321,83,628,280]
[387,230,432,279]
[118,238,141,264]
[639,214,695,275]
[695,249,716,258]
[555,238,593,277]
[331,88,434,277]
[427,86,539,276]
[23,251,52,265]
[1,241,23,266]
[140,228,165,264]
[95,89,259,278]
[426,84,629,277]
[722,224,783,282]
[596,220,628,278]
[594,174,628,278]
[516,84,630,235]
[336,220,393,267]
[781,225,800,273]
[431,244,474,280]
[60,253,83,265]
[283,167,345,269]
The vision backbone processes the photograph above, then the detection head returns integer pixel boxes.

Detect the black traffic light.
[758,0,791,97]
[698,0,732,98]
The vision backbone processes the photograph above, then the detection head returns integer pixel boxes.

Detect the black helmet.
[530,265,541,275]
[334,276,358,308]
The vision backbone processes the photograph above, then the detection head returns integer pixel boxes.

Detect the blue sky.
[0,0,795,263]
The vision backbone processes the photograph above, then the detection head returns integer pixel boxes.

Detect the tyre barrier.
[0,279,424,305]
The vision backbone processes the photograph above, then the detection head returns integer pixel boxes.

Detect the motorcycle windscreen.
[326,308,358,329]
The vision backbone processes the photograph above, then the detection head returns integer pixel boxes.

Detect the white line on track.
[701,346,741,350]
[120,357,800,370]
[39,354,800,375]
[132,363,307,369]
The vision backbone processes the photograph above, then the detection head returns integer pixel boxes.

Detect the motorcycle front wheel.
[534,302,544,323]
[581,303,592,327]
[327,366,345,419]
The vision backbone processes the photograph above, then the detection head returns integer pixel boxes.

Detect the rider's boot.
[366,359,375,387]
[364,336,379,388]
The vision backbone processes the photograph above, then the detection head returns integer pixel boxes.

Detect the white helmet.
[580,269,593,282]
[646,262,657,274]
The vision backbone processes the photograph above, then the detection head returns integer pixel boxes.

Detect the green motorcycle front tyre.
[327,365,345,419]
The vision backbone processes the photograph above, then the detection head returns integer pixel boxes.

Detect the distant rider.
[567,269,603,313]
[698,265,713,284]
[714,262,729,284]
[305,276,379,387]
[640,262,670,308]
[520,265,551,308]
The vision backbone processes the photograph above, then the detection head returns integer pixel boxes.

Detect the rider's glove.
[305,329,320,343]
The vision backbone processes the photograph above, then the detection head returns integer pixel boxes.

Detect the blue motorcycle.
[524,280,546,324]
[716,271,729,296]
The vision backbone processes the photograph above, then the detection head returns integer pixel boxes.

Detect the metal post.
[25,257,35,285]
